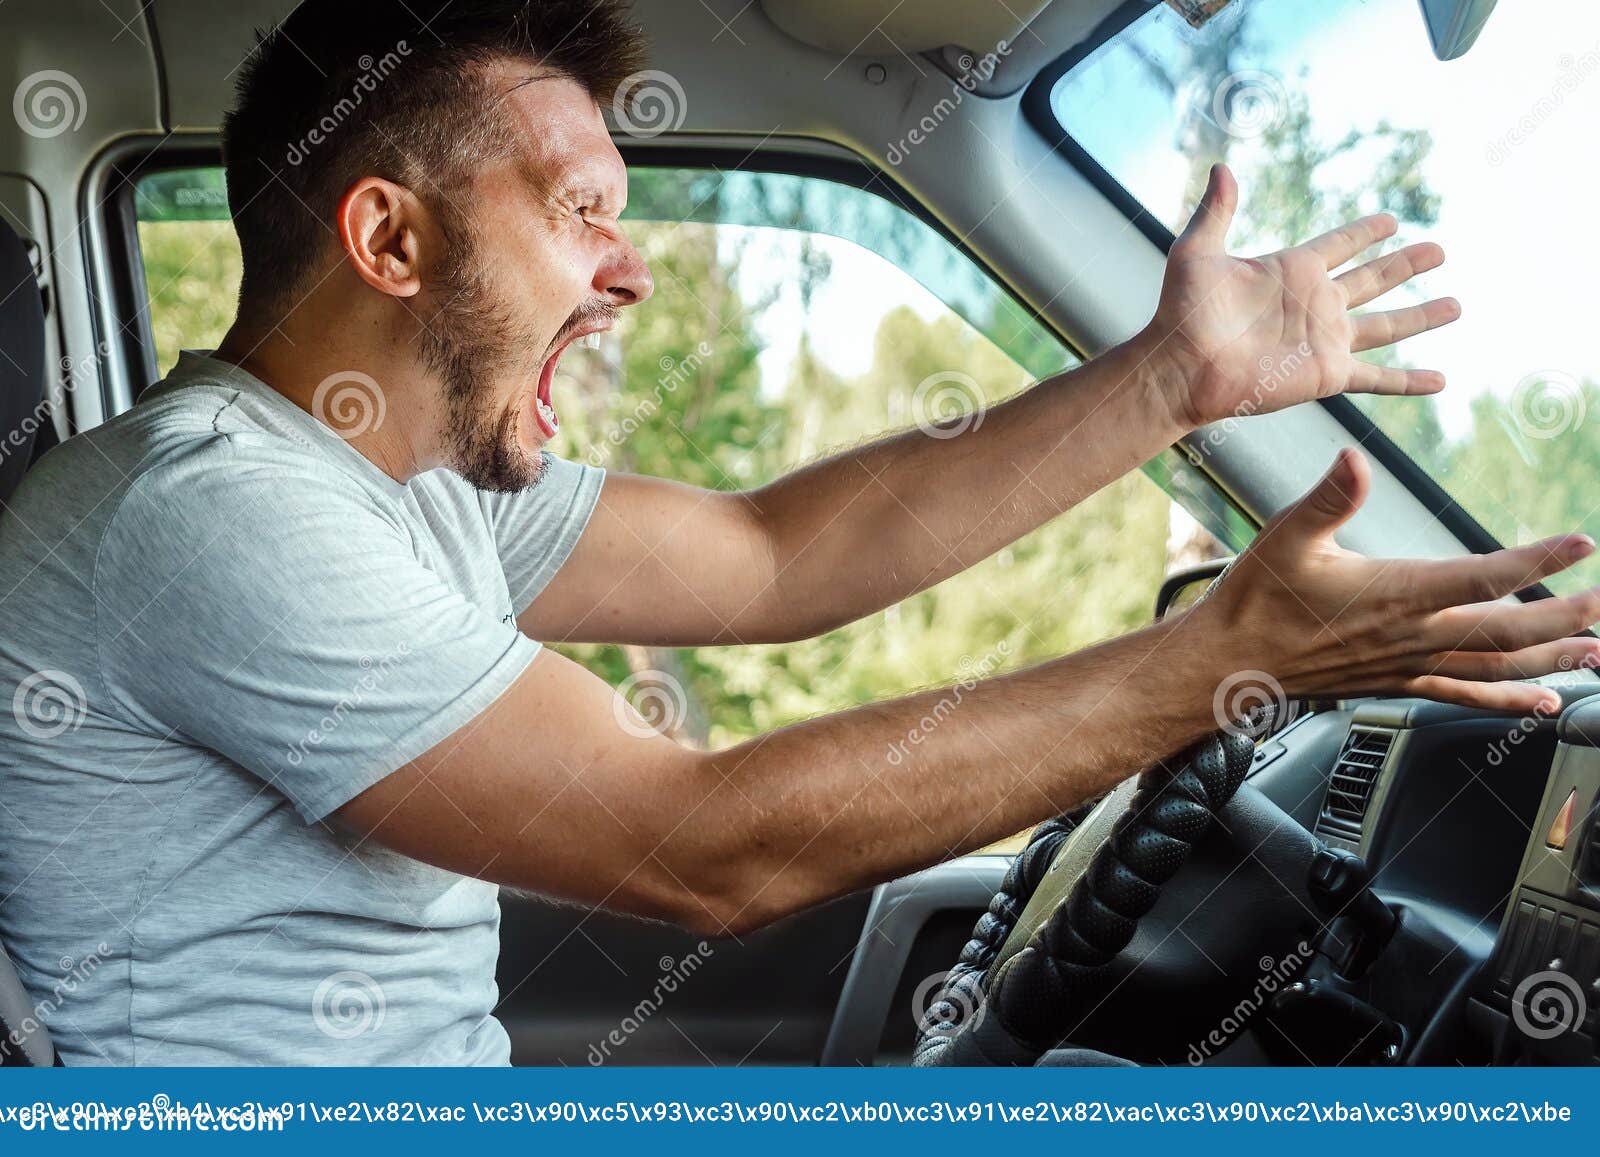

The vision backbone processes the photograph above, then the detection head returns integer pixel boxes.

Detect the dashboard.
[1267,686,1600,1064]
[1476,695,1600,1062]
[823,685,1600,1066]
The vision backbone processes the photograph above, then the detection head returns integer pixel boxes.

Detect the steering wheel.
[914,728,1324,1066]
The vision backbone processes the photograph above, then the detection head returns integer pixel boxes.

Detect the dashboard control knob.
[1308,847,1399,979]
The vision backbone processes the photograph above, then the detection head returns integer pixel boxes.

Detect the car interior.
[3,0,1599,1067]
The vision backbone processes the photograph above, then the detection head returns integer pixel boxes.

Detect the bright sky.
[1057,0,1600,439]
[740,229,946,395]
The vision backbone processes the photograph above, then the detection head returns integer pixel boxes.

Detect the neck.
[212,311,436,485]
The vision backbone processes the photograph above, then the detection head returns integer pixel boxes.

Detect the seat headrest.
[0,219,47,505]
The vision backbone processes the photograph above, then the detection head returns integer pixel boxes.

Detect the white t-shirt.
[0,352,603,1065]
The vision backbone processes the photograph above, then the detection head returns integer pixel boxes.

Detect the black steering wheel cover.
[915,729,1256,1066]
[911,812,1085,1064]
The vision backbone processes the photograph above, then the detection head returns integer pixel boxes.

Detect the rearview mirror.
[1155,558,1232,621]
[1418,0,1497,61]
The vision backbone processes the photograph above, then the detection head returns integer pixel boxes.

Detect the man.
[0,0,1595,1066]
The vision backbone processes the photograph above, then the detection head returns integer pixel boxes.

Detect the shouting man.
[1,0,1596,1065]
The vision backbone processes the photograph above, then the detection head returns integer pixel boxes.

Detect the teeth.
[536,399,559,430]
[580,332,601,350]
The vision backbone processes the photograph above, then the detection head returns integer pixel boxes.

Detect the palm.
[1152,165,1459,429]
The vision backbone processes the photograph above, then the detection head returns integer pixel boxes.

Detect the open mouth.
[532,330,603,439]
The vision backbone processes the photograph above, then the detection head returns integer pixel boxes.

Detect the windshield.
[1052,0,1600,593]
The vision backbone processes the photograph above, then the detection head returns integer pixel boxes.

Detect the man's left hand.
[1145,162,1461,429]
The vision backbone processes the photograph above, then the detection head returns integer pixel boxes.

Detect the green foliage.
[1232,95,1440,251]
[537,209,1174,745]
[1357,384,1600,593]
[665,304,1170,745]
[137,221,242,374]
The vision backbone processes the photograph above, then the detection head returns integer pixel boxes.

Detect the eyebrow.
[550,168,622,214]
[508,135,624,213]
[510,156,606,211]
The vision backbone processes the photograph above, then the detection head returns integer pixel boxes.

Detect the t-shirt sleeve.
[94,449,541,823]
[481,452,604,615]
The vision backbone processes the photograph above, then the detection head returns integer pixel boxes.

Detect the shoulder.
[119,427,381,529]
[93,423,404,608]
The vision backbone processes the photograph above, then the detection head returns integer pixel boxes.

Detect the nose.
[596,234,654,308]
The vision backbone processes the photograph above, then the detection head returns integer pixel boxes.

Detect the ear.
[335,177,425,299]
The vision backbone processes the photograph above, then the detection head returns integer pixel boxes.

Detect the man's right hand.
[1194,447,1600,715]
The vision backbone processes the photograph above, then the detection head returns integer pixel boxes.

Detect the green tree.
[138,220,243,373]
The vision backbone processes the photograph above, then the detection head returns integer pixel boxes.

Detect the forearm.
[665,609,1221,934]
[352,610,1224,937]
[744,330,1188,639]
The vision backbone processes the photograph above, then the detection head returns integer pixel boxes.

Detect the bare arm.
[521,334,1182,645]
[525,165,1460,647]
[339,611,1221,937]
[344,451,1600,936]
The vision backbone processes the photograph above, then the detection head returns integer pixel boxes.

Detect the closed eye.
[580,209,621,239]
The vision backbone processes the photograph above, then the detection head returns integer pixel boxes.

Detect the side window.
[132,164,1242,757]
[135,169,240,375]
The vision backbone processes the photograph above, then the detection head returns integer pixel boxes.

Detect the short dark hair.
[222,0,646,313]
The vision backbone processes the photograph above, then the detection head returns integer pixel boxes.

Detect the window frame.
[1018,0,1539,585]
[86,137,223,415]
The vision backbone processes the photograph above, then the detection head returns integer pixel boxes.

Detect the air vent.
[1316,726,1396,842]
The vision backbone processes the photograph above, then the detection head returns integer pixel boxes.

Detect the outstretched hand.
[1197,449,1600,716]
[1147,163,1461,429]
